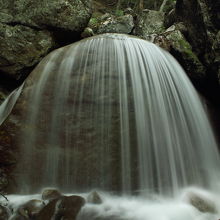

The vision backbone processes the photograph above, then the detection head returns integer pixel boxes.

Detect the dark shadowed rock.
[36,195,85,220]
[164,27,205,80]
[0,204,9,220]
[11,199,45,219]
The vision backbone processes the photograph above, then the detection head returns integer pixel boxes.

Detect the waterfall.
[0,34,219,196]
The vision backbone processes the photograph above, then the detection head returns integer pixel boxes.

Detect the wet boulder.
[36,195,85,220]
[186,191,217,214]
[42,188,62,202]
[87,191,103,204]
[10,199,45,219]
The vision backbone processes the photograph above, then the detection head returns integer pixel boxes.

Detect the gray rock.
[0,23,55,79]
[164,28,206,80]
[134,9,165,39]
[97,14,134,34]
[81,27,94,38]
[175,0,215,63]
[36,195,85,220]
[12,199,45,219]
[42,188,62,201]
[188,192,216,213]
[0,0,92,80]
[87,191,102,204]
[0,0,92,32]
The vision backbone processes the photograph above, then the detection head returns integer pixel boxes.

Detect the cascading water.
[0,34,220,219]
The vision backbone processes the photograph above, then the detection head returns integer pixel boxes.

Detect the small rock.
[187,192,217,213]
[87,191,102,204]
[42,188,62,201]
[124,8,133,15]
[81,27,94,38]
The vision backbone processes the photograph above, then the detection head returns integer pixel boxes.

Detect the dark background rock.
[0,0,92,94]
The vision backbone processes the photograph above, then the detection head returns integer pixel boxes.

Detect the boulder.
[0,0,92,32]
[188,192,217,213]
[81,27,95,38]
[12,199,45,219]
[0,0,92,81]
[97,14,134,34]
[0,23,55,79]
[164,27,205,80]
[87,191,102,204]
[134,9,165,40]
[42,188,62,201]
[175,0,217,65]
[36,195,85,220]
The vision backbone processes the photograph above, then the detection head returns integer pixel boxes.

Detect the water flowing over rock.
[0,34,219,197]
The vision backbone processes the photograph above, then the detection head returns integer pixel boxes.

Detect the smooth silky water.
[0,34,220,219]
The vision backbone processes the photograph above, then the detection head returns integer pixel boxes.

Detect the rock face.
[0,0,92,82]
[187,192,217,213]
[169,0,220,118]
[0,0,92,32]
[174,0,219,83]
[163,27,206,80]
[0,23,55,79]
[134,9,165,39]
